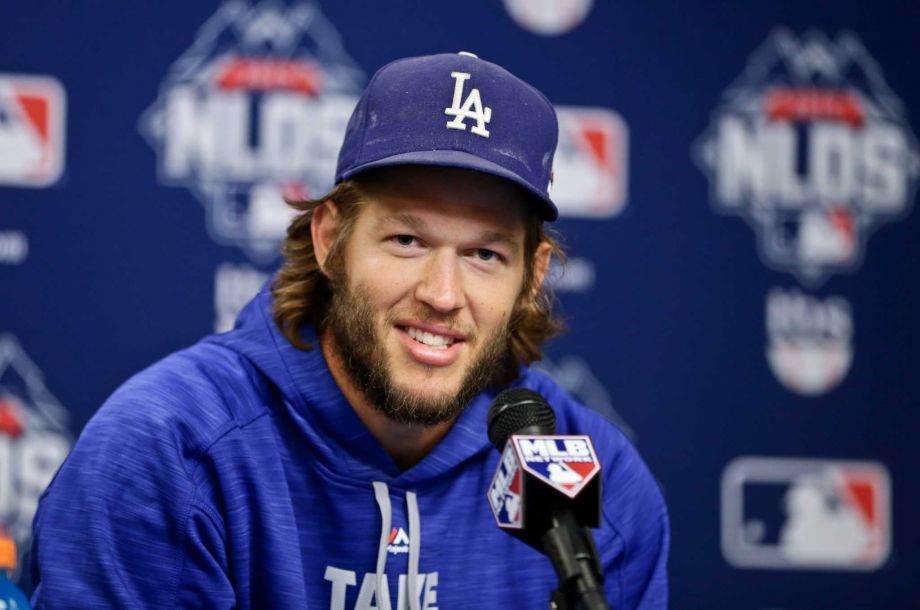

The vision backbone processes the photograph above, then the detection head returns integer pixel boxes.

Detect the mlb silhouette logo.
[553,108,628,218]
[0,74,66,187]
[721,457,891,571]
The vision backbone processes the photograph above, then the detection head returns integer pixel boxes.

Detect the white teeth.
[406,326,454,349]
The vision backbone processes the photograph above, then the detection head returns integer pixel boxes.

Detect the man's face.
[322,167,537,426]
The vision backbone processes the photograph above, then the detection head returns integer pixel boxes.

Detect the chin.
[396,377,461,400]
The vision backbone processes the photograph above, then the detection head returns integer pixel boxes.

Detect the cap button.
[457,51,479,59]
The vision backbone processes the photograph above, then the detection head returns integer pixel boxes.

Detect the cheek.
[346,253,418,309]
[469,278,524,326]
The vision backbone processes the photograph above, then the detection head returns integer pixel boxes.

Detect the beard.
[324,278,513,427]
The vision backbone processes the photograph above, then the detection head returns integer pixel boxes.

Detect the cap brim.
[338,150,558,221]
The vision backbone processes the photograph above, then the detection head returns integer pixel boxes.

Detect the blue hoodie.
[30,287,669,609]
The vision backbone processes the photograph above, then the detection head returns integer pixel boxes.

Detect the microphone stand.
[543,511,610,610]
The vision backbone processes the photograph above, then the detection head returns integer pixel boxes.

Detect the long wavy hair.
[271,173,565,385]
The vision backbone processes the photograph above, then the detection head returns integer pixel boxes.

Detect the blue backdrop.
[1,1,918,607]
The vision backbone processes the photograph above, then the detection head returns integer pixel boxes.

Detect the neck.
[319,330,454,470]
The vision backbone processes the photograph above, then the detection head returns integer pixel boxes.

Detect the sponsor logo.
[544,257,596,294]
[766,287,853,396]
[0,335,72,579]
[502,0,595,36]
[554,107,628,218]
[722,456,891,571]
[444,71,492,138]
[0,73,66,187]
[386,527,410,554]
[488,442,523,529]
[140,0,365,262]
[694,29,920,285]
[324,565,439,610]
[514,435,599,498]
[214,262,270,332]
[0,231,28,265]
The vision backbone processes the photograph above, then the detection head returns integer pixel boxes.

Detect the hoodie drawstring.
[406,490,421,610]
[373,481,422,610]
[372,481,392,609]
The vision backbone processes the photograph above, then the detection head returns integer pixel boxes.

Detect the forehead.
[354,166,532,235]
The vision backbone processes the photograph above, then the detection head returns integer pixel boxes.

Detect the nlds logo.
[140,0,365,261]
[695,29,920,285]
[0,335,72,580]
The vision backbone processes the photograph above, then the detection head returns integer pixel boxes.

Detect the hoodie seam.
[186,411,272,485]
[168,476,197,609]
[601,507,626,609]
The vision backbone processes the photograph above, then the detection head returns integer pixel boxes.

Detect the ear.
[527,240,553,300]
[310,200,340,276]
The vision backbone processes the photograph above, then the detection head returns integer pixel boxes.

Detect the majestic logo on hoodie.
[694,29,919,285]
[139,0,366,262]
[0,334,72,580]
[386,527,410,554]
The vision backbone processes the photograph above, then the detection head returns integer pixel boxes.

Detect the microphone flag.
[488,434,601,536]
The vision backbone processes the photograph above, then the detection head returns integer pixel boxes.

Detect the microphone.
[487,388,609,610]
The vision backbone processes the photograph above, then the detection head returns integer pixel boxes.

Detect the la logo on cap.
[444,54,492,138]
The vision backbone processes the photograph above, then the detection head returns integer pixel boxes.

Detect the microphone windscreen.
[487,388,556,450]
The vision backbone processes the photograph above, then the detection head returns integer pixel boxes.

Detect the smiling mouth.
[402,326,457,350]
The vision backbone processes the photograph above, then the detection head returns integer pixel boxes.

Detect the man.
[30,52,668,609]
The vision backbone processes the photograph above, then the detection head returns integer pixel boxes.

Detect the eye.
[394,235,417,246]
[475,248,499,262]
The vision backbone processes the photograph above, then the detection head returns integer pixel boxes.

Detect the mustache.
[384,308,477,343]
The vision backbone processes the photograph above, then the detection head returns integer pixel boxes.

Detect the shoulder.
[77,337,272,481]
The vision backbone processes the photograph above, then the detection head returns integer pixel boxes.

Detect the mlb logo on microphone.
[0,74,66,187]
[515,436,600,499]
[721,456,891,571]
[488,442,524,529]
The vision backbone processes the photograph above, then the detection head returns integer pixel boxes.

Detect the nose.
[414,249,466,314]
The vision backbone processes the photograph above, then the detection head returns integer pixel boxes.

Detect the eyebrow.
[378,213,427,234]
[376,213,521,254]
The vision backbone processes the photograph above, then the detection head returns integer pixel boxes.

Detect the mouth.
[395,322,467,366]
[402,326,456,350]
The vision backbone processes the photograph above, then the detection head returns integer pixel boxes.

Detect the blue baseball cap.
[335,52,559,221]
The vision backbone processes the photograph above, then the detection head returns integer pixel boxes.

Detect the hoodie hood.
[208,283,500,487]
